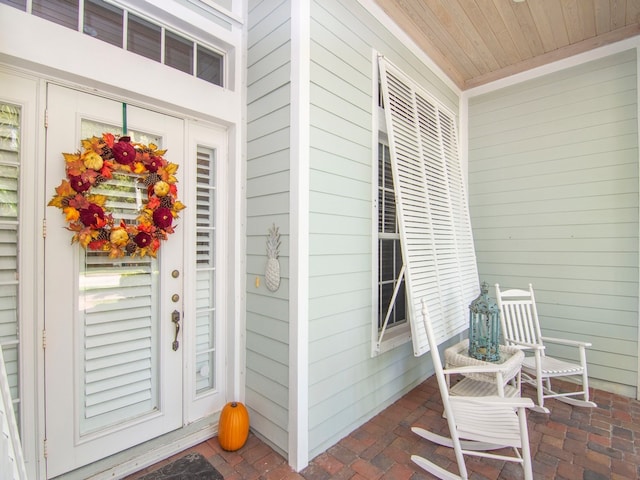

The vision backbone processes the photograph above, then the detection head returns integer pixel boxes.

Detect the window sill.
[373,323,411,356]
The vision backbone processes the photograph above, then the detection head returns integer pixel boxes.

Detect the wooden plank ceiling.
[374,0,640,90]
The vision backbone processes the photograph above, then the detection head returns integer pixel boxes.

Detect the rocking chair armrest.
[541,336,592,348]
[505,338,545,351]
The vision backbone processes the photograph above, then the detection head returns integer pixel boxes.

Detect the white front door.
[43,85,188,477]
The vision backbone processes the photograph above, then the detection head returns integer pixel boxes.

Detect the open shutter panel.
[378,57,479,356]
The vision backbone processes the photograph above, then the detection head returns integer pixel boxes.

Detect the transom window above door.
[0,0,225,87]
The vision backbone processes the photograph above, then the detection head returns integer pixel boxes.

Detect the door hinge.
[42,218,46,239]
[43,438,48,459]
[42,329,46,350]
[44,109,48,129]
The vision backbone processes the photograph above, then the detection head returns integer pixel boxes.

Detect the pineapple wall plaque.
[265,224,281,292]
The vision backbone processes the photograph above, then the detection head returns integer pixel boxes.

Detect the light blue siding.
[246,0,292,456]
[468,49,638,392]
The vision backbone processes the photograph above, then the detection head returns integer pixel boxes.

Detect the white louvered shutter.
[378,57,479,356]
[0,104,21,425]
[194,146,216,394]
[78,125,161,434]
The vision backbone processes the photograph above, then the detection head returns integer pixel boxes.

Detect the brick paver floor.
[126,376,640,479]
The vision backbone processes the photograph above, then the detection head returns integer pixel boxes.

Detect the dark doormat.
[138,452,223,480]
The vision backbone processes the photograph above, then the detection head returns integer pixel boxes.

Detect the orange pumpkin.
[218,401,250,451]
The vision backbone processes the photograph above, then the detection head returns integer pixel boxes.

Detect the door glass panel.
[83,0,123,47]
[77,121,162,435]
[0,103,20,428]
[195,146,216,394]
[32,0,78,30]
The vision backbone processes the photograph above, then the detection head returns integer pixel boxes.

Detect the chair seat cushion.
[522,356,583,375]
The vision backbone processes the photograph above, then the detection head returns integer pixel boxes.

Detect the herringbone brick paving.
[126,376,640,479]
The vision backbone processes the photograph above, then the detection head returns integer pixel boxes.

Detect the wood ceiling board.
[373,0,640,89]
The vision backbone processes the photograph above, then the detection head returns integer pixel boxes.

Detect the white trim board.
[289,0,311,472]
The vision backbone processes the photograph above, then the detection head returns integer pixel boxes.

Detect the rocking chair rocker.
[495,283,597,414]
[411,299,534,480]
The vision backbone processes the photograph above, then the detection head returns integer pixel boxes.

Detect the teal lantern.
[468,281,500,362]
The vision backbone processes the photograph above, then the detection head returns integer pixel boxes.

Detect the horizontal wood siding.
[468,50,638,393]
[246,0,291,454]
[307,0,460,458]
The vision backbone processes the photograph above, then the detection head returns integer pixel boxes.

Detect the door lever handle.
[171,310,180,351]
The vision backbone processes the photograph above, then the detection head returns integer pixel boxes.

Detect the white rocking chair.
[411,299,534,480]
[495,283,597,414]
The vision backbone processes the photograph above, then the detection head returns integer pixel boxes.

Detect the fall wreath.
[48,133,185,258]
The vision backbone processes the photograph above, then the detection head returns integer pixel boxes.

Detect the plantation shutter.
[0,104,20,418]
[194,146,216,394]
[79,123,161,434]
[378,57,479,356]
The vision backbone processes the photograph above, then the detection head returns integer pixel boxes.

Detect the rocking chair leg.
[518,407,533,480]
[537,377,546,413]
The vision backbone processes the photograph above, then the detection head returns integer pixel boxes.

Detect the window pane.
[379,239,394,282]
[379,283,393,329]
[394,240,403,277]
[395,281,406,322]
[0,0,26,11]
[127,13,161,62]
[165,31,193,75]
[83,0,123,48]
[383,190,396,233]
[32,0,78,30]
[197,45,223,86]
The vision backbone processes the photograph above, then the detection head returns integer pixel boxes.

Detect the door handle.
[171,310,180,351]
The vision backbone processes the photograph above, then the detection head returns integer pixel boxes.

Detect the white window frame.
[377,56,480,357]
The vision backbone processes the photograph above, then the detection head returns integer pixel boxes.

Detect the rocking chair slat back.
[500,294,542,349]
